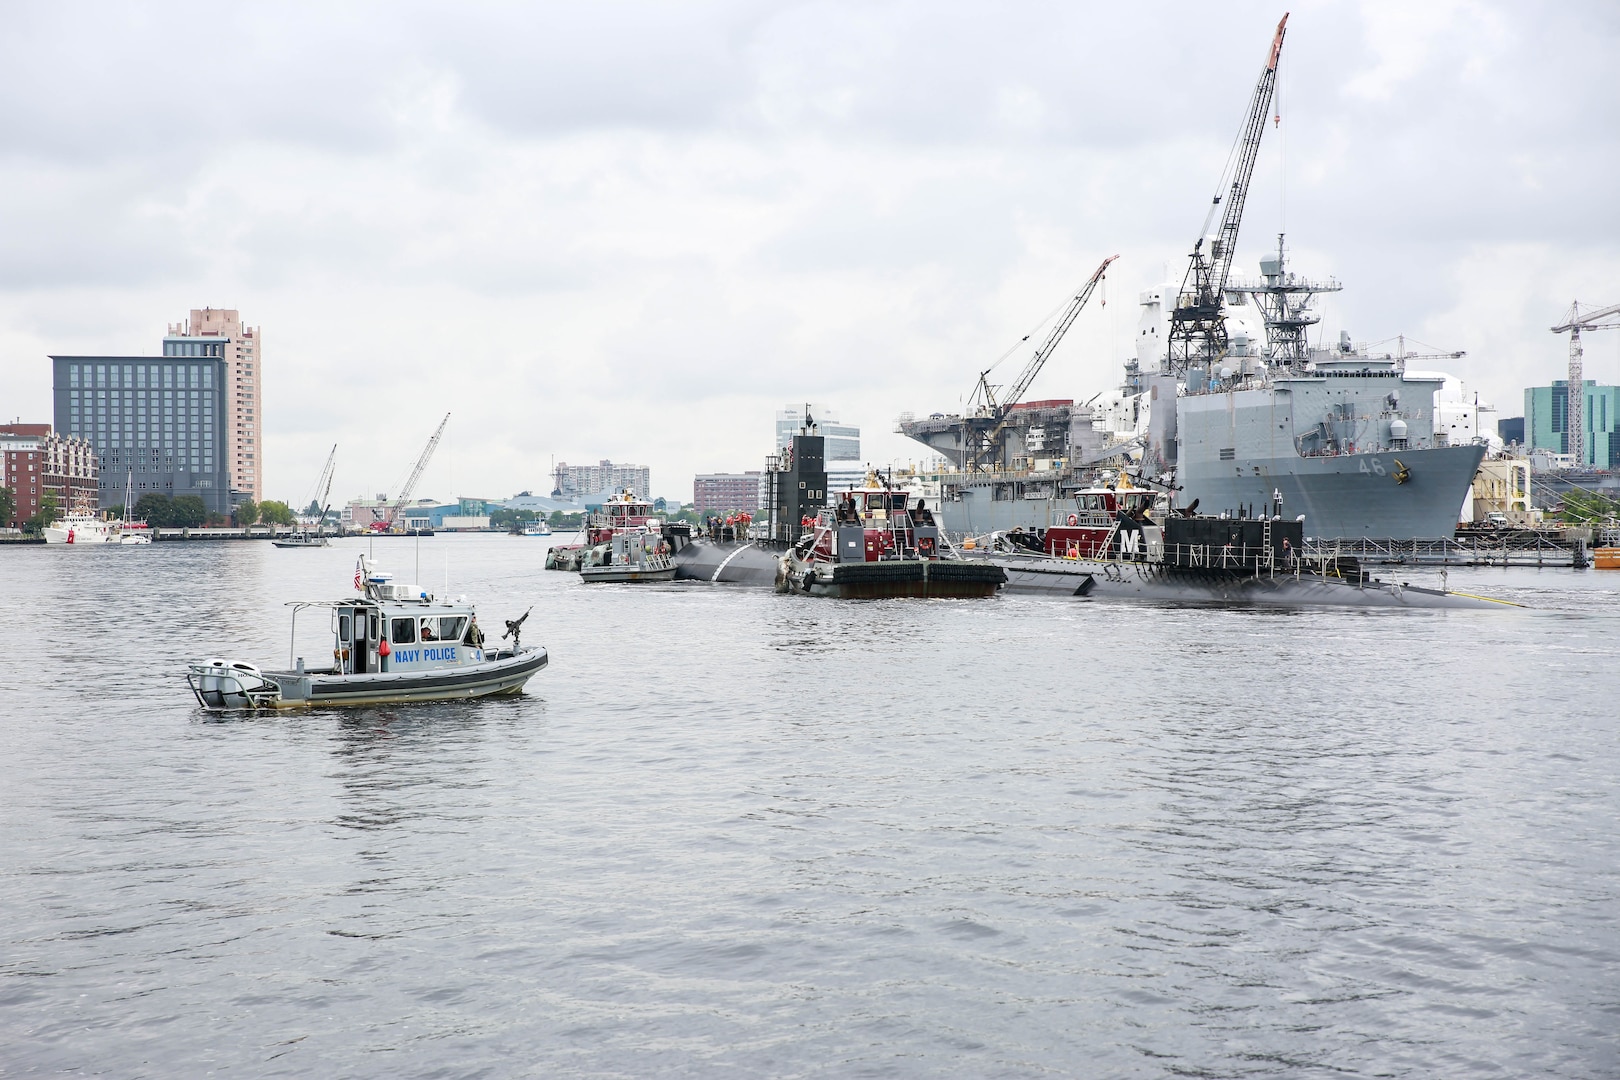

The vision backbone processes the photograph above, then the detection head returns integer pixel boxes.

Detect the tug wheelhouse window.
[391,618,417,644]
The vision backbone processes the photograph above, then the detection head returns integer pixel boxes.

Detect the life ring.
[1067,513,1078,526]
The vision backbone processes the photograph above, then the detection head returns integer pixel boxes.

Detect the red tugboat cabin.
[803,486,943,564]
[1040,488,1159,560]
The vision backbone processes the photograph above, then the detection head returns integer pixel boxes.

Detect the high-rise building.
[776,404,864,492]
[693,471,762,515]
[51,355,232,515]
[1525,380,1620,469]
[166,308,263,501]
[1,423,97,525]
[553,460,650,501]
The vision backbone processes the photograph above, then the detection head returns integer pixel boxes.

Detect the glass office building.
[51,355,232,515]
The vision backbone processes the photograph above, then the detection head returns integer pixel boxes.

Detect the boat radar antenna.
[503,607,533,650]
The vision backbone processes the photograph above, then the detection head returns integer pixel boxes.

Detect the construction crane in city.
[374,413,450,532]
[965,254,1119,470]
[1167,13,1288,374]
[1551,302,1620,467]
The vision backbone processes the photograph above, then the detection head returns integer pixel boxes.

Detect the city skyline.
[1,3,1616,504]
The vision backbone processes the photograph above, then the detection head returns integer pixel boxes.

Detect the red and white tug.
[545,489,666,572]
[777,473,1004,598]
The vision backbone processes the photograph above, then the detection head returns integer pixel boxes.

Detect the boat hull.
[44,524,117,544]
[982,552,1514,608]
[781,556,1005,599]
[579,565,677,583]
[188,647,549,711]
[671,539,783,585]
[1177,444,1487,540]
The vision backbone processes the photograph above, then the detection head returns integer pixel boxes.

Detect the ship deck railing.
[1302,534,1586,567]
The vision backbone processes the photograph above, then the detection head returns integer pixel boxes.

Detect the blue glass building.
[51,355,232,515]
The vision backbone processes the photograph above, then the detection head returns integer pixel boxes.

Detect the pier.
[1304,530,1593,568]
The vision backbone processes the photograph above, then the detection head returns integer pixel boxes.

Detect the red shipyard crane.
[1551,302,1620,466]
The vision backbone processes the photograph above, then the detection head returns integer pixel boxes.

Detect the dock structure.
[1304,531,1591,568]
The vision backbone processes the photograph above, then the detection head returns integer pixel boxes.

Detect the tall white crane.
[1551,302,1620,466]
[308,443,337,531]
[381,413,450,532]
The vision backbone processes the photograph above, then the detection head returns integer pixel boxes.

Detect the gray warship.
[900,15,1484,541]
[900,250,1486,542]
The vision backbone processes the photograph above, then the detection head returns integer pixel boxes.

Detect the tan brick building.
[165,308,263,501]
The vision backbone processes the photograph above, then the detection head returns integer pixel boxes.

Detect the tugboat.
[186,556,548,711]
[548,489,663,575]
[579,530,676,583]
[776,473,1006,598]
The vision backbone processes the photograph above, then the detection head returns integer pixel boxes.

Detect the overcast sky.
[2,0,1617,505]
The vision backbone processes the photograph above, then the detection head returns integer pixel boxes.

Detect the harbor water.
[3,536,1618,1077]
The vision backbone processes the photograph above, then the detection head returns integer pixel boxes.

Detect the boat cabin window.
[1078,495,1103,511]
[336,613,351,640]
[438,616,467,642]
[391,617,416,644]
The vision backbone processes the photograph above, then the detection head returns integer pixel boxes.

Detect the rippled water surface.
[3,536,1618,1078]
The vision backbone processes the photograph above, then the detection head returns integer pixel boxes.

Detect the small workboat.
[776,473,1005,598]
[272,531,330,548]
[187,557,547,711]
[275,446,336,547]
[579,530,676,583]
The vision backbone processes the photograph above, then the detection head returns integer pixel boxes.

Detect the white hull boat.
[579,528,676,583]
[187,556,547,711]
